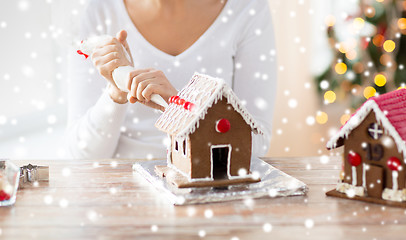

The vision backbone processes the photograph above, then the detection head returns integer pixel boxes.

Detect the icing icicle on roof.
[155,73,263,139]
[327,89,406,158]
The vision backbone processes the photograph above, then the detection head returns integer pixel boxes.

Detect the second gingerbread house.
[326,89,406,206]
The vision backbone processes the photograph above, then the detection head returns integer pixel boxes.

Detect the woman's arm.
[233,0,277,157]
[66,1,129,159]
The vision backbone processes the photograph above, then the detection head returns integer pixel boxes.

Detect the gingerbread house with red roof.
[154,73,262,188]
[326,89,406,206]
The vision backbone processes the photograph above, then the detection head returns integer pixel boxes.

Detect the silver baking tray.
[132,157,308,205]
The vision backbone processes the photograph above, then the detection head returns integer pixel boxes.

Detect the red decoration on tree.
[347,151,361,167]
[387,157,401,171]
[179,99,185,105]
[216,119,231,133]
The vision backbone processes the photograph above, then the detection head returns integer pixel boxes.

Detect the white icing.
[352,166,357,186]
[393,171,399,191]
[336,182,365,197]
[382,188,406,202]
[156,73,263,139]
[362,163,367,189]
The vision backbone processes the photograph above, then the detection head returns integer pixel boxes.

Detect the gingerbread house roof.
[327,89,406,157]
[155,73,263,139]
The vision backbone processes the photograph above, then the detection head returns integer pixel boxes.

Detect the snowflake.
[59,199,69,208]
[304,219,314,229]
[110,161,118,168]
[319,155,329,164]
[87,210,99,222]
[263,223,272,232]
[204,209,213,219]
[151,225,158,232]
[306,116,315,126]
[198,230,206,237]
[254,97,268,110]
[44,195,53,205]
[62,168,71,177]
[47,115,57,124]
[288,98,298,108]
[18,0,30,11]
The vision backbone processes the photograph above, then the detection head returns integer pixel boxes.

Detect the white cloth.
[66,0,277,159]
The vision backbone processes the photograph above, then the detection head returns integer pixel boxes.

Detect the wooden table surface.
[1,157,406,240]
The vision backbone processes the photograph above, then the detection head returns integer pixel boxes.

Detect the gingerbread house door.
[366,164,384,198]
[211,145,231,180]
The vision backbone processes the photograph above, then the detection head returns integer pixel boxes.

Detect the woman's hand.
[91,30,133,104]
[126,69,178,111]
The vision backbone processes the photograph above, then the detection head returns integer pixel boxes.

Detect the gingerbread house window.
[174,141,179,152]
[182,140,187,156]
[368,123,383,140]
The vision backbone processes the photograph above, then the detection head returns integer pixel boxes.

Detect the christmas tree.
[316,0,406,109]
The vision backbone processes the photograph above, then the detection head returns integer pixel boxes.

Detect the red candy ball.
[216,119,231,133]
[347,151,361,167]
[184,101,191,110]
[387,157,402,171]
[173,96,180,104]
[179,99,185,105]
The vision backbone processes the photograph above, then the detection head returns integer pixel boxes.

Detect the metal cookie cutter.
[19,164,49,189]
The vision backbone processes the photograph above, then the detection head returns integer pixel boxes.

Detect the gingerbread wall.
[343,111,405,195]
[171,135,191,176]
[189,98,252,179]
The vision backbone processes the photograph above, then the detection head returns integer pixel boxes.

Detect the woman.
[67,0,277,159]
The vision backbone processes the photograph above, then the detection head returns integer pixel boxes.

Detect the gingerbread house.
[326,89,406,206]
[154,73,262,188]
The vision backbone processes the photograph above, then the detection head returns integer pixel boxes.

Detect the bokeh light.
[335,62,347,75]
[383,40,396,52]
[398,18,406,30]
[316,111,328,124]
[324,90,336,103]
[325,15,336,27]
[353,18,365,30]
[374,74,387,87]
[372,34,385,47]
[346,50,357,60]
[365,7,376,18]
[340,114,351,125]
[363,86,376,99]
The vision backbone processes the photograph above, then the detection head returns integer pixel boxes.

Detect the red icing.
[216,119,231,133]
[77,50,89,59]
[173,96,180,104]
[347,151,361,167]
[169,96,196,111]
[0,190,10,201]
[387,157,401,171]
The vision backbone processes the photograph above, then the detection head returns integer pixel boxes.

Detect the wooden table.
[1,157,406,240]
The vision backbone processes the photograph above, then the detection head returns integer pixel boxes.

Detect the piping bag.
[77,35,169,109]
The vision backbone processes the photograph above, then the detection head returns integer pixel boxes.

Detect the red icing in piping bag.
[77,50,89,59]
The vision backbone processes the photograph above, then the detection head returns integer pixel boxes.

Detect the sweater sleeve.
[66,0,129,159]
[233,0,277,157]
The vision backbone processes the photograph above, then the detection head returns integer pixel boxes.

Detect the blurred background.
[0,0,405,159]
